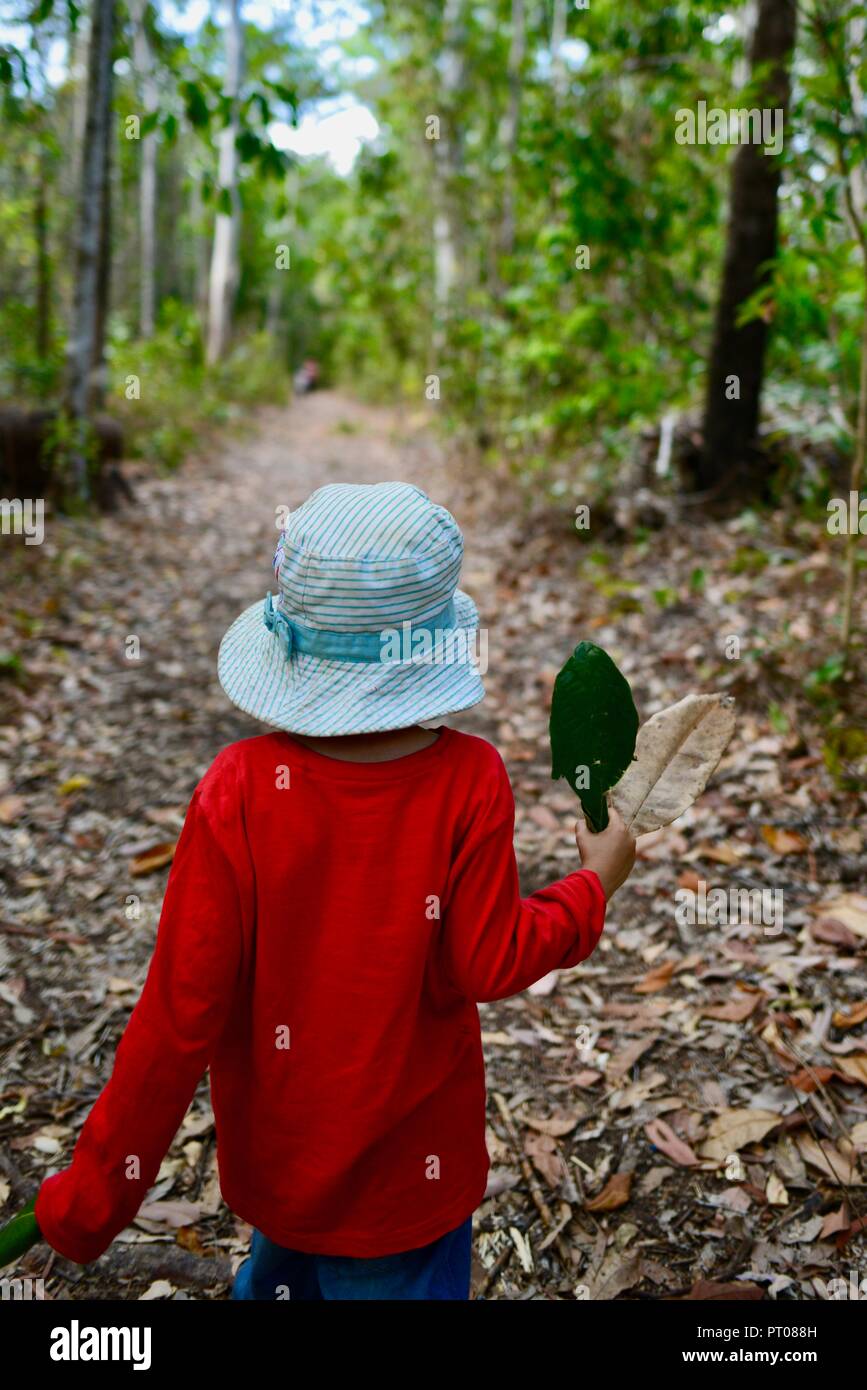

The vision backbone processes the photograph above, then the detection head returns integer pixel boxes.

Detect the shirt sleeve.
[34,754,248,1265]
[439,753,606,1003]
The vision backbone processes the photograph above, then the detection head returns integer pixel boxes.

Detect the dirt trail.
[1,392,863,1301]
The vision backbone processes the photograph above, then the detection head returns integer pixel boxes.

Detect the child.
[34,481,635,1300]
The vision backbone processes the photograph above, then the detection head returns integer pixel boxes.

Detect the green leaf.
[549,641,639,831]
[0,1197,41,1269]
[180,80,210,130]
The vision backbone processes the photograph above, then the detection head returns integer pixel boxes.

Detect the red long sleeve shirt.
[35,727,606,1263]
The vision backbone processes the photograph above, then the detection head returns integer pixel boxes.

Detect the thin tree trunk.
[498,0,524,264]
[191,171,211,324]
[34,143,52,359]
[550,0,567,105]
[132,0,158,338]
[699,0,797,494]
[206,0,244,365]
[432,0,467,341]
[840,303,867,655]
[65,0,116,497]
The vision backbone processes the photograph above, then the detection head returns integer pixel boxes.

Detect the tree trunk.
[34,143,52,359]
[432,0,467,339]
[65,0,116,498]
[498,0,524,265]
[699,0,797,494]
[132,0,158,338]
[206,0,244,365]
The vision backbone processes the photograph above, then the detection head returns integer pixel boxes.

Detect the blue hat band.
[263,592,461,665]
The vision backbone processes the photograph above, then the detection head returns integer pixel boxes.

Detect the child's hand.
[575,806,636,901]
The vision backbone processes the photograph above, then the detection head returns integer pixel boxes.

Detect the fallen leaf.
[645,1118,699,1167]
[608,1033,661,1078]
[129,841,177,876]
[585,1251,643,1301]
[523,1132,566,1188]
[136,1199,202,1228]
[574,1069,603,1087]
[635,960,676,994]
[139,1280,174,1301]
[813,894,867,940]
[836,1056,867,1087]
[766,1172,789,1206]
[811,918,859,950]
[788,1066,836,1093]
[676,1280,764,1301]
[821,1204,849,1238]
[585,1171,634,1212]
[795,1133,862,1185]
[0,795,25,824]
[57,774,91,795]
[850,1122,867,1150]
[698,1108,781,1162]
[484,1171,520,1198]
[523,1109,582,1138]
[761,825,808,854]
[702,993,762,1022]
[833,1002,867,1030]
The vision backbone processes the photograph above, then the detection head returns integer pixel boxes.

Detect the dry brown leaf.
[795,1133,862,1186]
[836,1056,867,1087]
[585,1171,634,1212]
[691,841,750,865]
[611,693,736,835]
[676,1280,764,1301]
[813,894,867,940]
[698,1108,780,1162]
[0,795,25,824]
[761,825,809,854]
[523,1109,582,1138]
[523,1132,566,1188]
[608,1033,661,1078]
[130,841,177,876]
[702,993,762,1022]
[833,1002,867,1030]
[811,918,859,950]
[788,1066,836,1093]
[850,1122,867,1150]
[820,1204,850,1238]
[635,960,676,994]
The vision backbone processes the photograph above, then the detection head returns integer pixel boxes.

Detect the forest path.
[2,391,860,1301]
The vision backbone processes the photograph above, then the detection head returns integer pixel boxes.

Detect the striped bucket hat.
[217,481,486,736]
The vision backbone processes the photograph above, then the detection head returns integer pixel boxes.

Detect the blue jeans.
[231,1217,473,1301]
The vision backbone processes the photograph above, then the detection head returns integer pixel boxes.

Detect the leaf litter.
[0,393,865,1300]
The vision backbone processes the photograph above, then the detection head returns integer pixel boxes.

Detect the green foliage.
[2,0,865,514]
[110,305,288,469]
